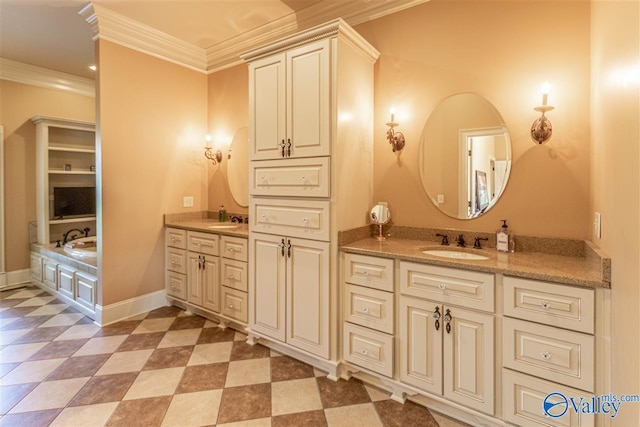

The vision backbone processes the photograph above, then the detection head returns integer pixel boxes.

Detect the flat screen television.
[53,187,96,219]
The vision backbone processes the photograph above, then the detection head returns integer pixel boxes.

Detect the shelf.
[49,169,96,175]
[49,217,96,225]
[49,146,95,154]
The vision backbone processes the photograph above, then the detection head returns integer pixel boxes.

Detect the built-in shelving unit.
[32,116,96,244]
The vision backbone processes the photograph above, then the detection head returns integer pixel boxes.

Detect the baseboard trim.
[0,269,31,291]
[96,290,168,326]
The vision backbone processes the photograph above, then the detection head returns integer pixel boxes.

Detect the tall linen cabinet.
[242,19,378,378]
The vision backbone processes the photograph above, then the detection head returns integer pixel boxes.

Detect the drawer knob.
[171,260,176,266]
[171,237,176,242]
[303,218,308,224]
[439,283,447,290]
[228,304,234,309]
[541,301,551,310]
[363,307,369,314]
[227,273,234,278]
[361,348,369,356]
[540,351,552,360]
[170,285,176,290]
[227,247,235,252]
[261,176,267,182]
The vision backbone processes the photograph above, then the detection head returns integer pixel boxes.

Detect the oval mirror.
[370,204,391,225]
[227,127,249,207]
[419,93,511,219]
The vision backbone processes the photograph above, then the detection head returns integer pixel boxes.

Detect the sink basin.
[422,249,490,261]
[207,224,239,230]
[64,236,97,259]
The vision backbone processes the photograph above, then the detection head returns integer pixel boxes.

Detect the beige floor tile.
[25,304,68,317]
[5,289,44,299]
[271,377,323,416]
[270,349,284,357]
[204,320,218,328]
[225,358,271,388]
[234,332,247,341]
[123,367,184,400]
[9,377,89,413]
[49,402,119,426]
[365,385,392,402]
[14,296,56,307]
[187,342,233,366]
[430,410,472,427]
[38,313,85,328]
[0,342,48,363]
[73,335,128,356]
[124,312,149,321]
[161,389,223,427]
[54,324,100,341]
[324,403,383,427]
[157,328,201,348]
[95,349,154,375]
[0,328,30,346]
[314,368,327,377]
[0,358,66,386]
[217,417,272,427]
[131,317,175,334]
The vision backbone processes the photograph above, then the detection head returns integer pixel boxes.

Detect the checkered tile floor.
[0,285,468,427]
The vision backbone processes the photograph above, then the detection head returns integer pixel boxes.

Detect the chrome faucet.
[62,227,90,244]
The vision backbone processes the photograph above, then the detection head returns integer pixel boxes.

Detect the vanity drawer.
[343,253,394,292]
[75,271,97,311]
[345,284,394,334]
[166,271,187,300]
[503,276,595,334]
[250,197,330,242]
[221,236,248,262]
[166,227,187,249]
[187,231,219,256]
[503,317,594,392]
[221,258,248,292]
[343,323,394,377]
[251,157,330,198]
[166,247,187,274]
[221,287,248,323]
[502,369,594,427]
[399,261,494,312]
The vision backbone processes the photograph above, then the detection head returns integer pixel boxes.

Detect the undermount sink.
[207,224,239,230]
[422,249,490,261]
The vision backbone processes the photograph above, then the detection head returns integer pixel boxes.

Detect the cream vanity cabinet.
[220,235,249,323]
[502,276,596,427]
[186,231,220,312]
[398,261,495,415]
[243,19,378,373]
[165,228,187,300]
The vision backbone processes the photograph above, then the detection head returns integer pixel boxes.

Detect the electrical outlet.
[183,196,194,208]
[437,194,445,204]
[594,212,601,239]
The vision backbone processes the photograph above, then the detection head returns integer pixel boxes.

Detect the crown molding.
[79,3,207,74]
[0,58,95,97]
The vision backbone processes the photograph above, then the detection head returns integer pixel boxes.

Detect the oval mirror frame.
[227,127,249,207]
[419,93,512,219]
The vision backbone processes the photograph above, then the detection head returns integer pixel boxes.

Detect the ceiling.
[0,0,428,80]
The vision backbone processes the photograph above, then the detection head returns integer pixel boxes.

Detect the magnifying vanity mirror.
[227,127,249,207]
[370,204,391,240]
[419,93,512,219]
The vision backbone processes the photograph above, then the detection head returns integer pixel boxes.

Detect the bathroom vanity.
[338,235,610,427]
[164,217,249,330]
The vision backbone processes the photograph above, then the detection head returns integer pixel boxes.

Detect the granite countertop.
[164,218,249,238]
[341,237,611,289]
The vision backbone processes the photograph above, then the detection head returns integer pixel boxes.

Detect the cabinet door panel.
[58,265,75,299]
[287,39,330,158]
[443,306,494,414]
[187,253,203,306]
[249,234,286,341]
[43,259,58,290]
[75,272,97,311]
[203,256,220,313]
[30,253,43,283]
[286,238,330,358]
[399,297,442,395]
[250,53,286,160]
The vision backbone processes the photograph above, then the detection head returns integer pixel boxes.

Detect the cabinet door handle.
[433,306,441,331]
[279,239,285,257]
[444,308,452,334]
[287,239,292,258]
[286,138,292,157]
[280,139,286,157]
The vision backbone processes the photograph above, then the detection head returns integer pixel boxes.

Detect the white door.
[287,39,330,158]
[249,233,286,341]
[249,53,286,160]
[399,296,442,395]
[187,252,203,306]
[202,255,220,313]
[443,305,494,414]
[286,237,330,358]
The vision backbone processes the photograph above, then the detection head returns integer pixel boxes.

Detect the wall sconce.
[204,135,223,165]
[530,82,554,145]
[386,106,406,152]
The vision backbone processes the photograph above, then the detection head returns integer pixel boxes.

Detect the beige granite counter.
[31,243,98,275]
[164,217,249,238]
[341,237,611,289]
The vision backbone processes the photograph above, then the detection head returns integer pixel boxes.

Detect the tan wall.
[207,64,249,214]
[0,80,95,272]
[97,40,208,305]
[591,1,640,425]
[354,0,591,238]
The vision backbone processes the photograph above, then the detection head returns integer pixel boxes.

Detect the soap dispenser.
[219,205,227,222]
[496,219,515,253]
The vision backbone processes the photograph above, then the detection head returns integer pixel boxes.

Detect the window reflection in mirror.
[419,93,511,219]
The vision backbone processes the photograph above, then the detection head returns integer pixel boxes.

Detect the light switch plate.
[183,196,194,208]
[594,212,601,238]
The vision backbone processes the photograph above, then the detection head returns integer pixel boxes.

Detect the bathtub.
[63,236,97,259]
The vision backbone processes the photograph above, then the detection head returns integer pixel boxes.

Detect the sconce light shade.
[386,107,406,152]
[204,135,223,164]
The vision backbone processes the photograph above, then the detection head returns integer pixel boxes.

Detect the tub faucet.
[62,227,90,244]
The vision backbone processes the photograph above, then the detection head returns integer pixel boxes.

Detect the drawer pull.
[433,306,441,331]
[261,176,267,182]
[170,260,176,266]
[361,348,369,356]
[170,285,176,290]
[540,351,552,360]
[362,307,369,314]
[303,218,308,224]
[444,308,452,334]
[439,283,447,290]
[227,273,234,278]
[227,247,235,252]
[541,301,551,310]
[228,304,234,309]
[171,237,176,243]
